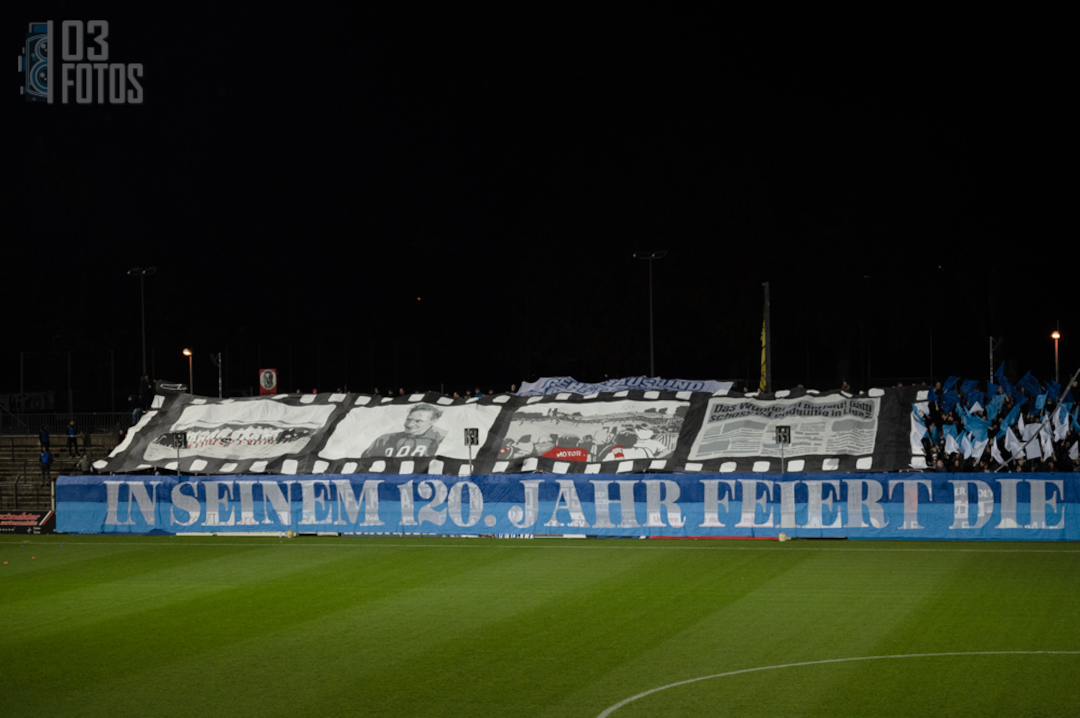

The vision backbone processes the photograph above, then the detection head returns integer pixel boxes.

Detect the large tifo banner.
[98,386,919,476]
[57,473,1079,540]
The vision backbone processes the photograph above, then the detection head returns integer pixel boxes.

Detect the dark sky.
[6,7,1075,409]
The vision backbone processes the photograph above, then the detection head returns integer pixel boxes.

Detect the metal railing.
[1,412,130,437]
[10,458,82,510]
[0,404,30,432]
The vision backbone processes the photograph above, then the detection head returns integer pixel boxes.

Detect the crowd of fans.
[911,369,1080,473]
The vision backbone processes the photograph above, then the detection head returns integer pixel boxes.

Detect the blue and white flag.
[972,437,989,461]
[963,413,990,443]
[991,437,1005,465]
[1017,372,1043,400]
[941,391,961,414]
[997,401,1018,428]
[1053,405,1069,442]
[1040,424,1054,460]
[1004,427,1023,456]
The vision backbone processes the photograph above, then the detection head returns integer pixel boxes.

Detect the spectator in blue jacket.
[40,448,53,482]
[67,420,78,457]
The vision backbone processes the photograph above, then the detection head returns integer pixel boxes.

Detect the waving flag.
[941,391,960,414]
[1040,424,1053,460]
[991,438,1005,465]
[942,376,960,392]
[972,438,989,461]
[1017,372,1042,400]
[944,425,959,456]
[960,433,973,459]
[1004,427,1023,455]
[963,413,990,442]
[986,393,1006,421]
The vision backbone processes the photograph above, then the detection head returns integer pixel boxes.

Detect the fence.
[0,412,131,437]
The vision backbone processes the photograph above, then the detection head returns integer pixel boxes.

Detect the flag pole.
[762,282,772,393]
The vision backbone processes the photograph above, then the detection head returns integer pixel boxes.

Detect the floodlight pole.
[633,251,667,377]
[183,349,193,394]
[127,267,157,376]
[1052,328,1061,385]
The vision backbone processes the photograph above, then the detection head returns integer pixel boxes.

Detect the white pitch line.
[595,651,1080,718]
[3,539,1080,554]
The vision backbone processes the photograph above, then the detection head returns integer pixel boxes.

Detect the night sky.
[7,8,1075,411]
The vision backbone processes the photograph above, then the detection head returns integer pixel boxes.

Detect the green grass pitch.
[2,535,1078,717]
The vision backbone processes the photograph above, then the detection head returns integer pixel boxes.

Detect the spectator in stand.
[919,368,1079,473]
[139,374,154,411]
[78,452,92,475]
[67,419,78,457]
[129,395,142,425]
[39,425,50,450]
[40,447,53,482]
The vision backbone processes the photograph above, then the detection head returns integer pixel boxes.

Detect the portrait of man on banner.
[362,404,446,458]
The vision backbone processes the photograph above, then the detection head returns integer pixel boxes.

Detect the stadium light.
[1052,330,1061,384]
[183,348,193,394]
[127,267,157,377]
[633,251,667,377]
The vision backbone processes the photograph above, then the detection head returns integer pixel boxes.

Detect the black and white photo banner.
[97,387,921,476]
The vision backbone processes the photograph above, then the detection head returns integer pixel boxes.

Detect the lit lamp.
[1051,331,1061,385]
[183,348,193,394]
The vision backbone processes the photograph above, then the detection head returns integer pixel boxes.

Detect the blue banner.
[56,473,1080,541]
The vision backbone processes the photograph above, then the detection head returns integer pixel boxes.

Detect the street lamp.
[183,348,193,394]
[633,251,667,377]
[127,267,157,377]
[1052,331,1061,385]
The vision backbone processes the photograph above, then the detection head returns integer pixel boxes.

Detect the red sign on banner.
[259,368,278,396]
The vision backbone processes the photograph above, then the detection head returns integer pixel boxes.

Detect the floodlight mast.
[183,348,193,394]
[633,251,667,377]
[127,267,157,376]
